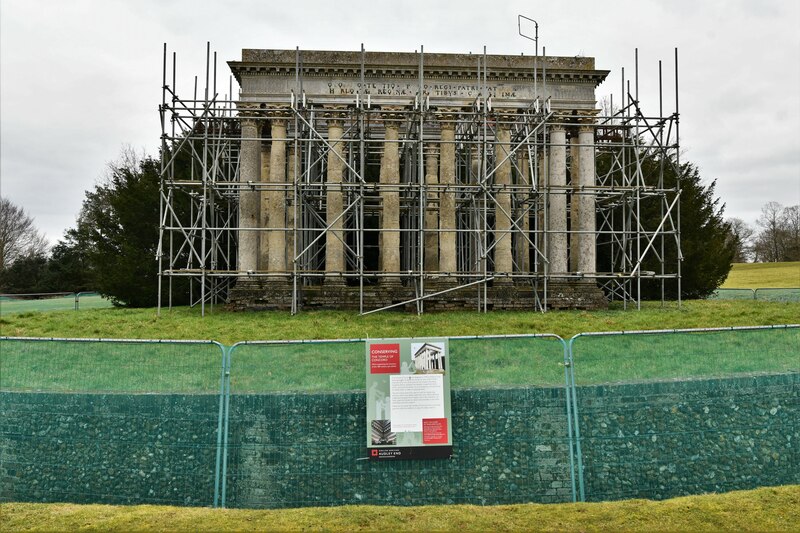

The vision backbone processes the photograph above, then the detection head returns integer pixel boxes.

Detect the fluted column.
[548,125,568,276]
[286,144,296,271]
[494,116,513,281]
[379,107,402,283]
[438,109,458,278]
[259,143,271,270]
[238,114,261,274]
[267,114,288,274]
[424,144,439,272]
[516,148,531,274]
[576,124,596,275]
[569,135,581,272]
[325,107,347,283]
[535,151,545,274]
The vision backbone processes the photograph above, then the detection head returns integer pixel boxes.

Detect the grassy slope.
[723,261,800,288]
[1,485,798,532]
[2,299,799,345]
[2,300,797,392]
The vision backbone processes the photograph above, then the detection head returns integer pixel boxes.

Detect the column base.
[323,274,347,287]
[378,277,404,288]
[492,275,514,286]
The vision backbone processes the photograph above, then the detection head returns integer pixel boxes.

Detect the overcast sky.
[2,0,799,244]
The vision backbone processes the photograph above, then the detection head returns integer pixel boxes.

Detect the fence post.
[568,335,586,502]
[219,343,235,508]
[553,336,576,503]
[213,342,228,508]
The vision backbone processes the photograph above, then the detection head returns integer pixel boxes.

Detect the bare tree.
[726,217,754,263]
[0,197,49,269]
[752,202,800,262]
[781,205,800,261]
[753,201,785,262]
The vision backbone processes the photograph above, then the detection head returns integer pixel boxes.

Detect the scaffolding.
[157,41,682,315]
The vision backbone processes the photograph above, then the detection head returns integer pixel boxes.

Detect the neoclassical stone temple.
[158,44,683,314]
[222,48,610,312]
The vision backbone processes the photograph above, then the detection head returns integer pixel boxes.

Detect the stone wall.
[227,279,607,312]
[576,373,799,501]
[0,393,220,506]
[1,373,796,508]
[223,387,573,508]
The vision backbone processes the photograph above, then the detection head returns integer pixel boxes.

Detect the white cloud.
[1,0,798,242]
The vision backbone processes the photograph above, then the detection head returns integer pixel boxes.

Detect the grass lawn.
[2,299,799,345]
[723,261,800,288]
[1,485,798,532]
[1,300,797,392]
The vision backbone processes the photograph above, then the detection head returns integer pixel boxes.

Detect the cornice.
[229,62,608,86]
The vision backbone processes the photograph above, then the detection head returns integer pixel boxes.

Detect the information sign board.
[366,338,452,460]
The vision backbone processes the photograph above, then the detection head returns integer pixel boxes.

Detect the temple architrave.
[225,49,610,311]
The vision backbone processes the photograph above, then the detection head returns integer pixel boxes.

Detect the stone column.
[535,151,546,274]
[325,107,347,284]
[569,135,581,273]
[576,124,596,275]
[471,146,485,275]
[494,117,513,281]
[379,107,402,284]
[424,144,439,272]
[547,125,568,276]
[438,109,458,278]
[517,148,531,275]
[286,144,296,271]
[267,114,288,275]
[238,114,261,274]
[259,143,271,270]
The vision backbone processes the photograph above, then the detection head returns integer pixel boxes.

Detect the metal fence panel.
[708,288,755,300]
[221,335,573,509]
[755,288,800,302]
[568,325,799,502]
[0,292,114,315]
[0,337,226,507]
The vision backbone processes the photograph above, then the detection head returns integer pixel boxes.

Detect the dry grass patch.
[1,485,798,532]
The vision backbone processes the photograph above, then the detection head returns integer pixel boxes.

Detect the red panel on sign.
[370,343,400,374]
[422,418,449,444]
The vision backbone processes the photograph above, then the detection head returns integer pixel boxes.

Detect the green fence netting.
[3,328,796,510]
[708,288,800,301]
[0,292,114,315]
[221,335,573,509]
[754,288,800,302]
[0,337,226,507]
[708,288,756,300]
[568,325,800,503]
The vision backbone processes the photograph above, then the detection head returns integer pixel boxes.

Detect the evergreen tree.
[595,155,734,300]
[64,148,190,307]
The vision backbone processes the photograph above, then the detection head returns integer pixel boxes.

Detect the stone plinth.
[227,279,607,312]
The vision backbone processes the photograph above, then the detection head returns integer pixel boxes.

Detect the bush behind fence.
[1,326,798,508]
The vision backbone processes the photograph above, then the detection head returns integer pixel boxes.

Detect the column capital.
[323,105,349,128]
[262,104,291,122]
[379,105,406,123]
[493,107,518,129]
[575,109,600,127]
[435,107,461,128]
[237,102,262,126]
